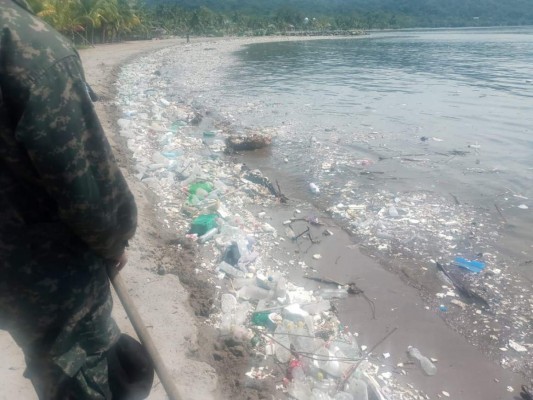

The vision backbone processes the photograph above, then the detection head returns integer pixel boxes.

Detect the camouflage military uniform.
[0,0,137,398]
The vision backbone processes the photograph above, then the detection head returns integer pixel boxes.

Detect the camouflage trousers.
[0,251,120,399]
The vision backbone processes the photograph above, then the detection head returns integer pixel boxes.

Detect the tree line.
[27,0,144,43]
[26,0,533,44]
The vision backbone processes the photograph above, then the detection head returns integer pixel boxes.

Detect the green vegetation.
[146,0,533,28]
[27,0,533,42]
[27,0,144,43]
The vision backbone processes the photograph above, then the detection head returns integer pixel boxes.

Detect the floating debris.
[225,132,272,151]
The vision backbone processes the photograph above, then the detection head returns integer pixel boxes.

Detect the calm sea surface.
[201,27,533,264]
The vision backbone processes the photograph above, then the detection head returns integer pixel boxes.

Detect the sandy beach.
[0,38,219,400]
[1,35,530,400]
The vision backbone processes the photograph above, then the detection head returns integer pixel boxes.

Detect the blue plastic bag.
[453,257,486,273]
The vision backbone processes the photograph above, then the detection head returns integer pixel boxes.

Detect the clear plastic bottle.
[312,377,336,396]
[407,346,437,376]
[334,392,354,400]
[332,333,362,361]
[291,321,317,353]
[217,261,245,278]
[291,363,306,382]
[198,227,218,243]
[311,388,330,400]
[302,300,331,314]
[345,374,368,400]
[315,346,341,377]
[332,346,351,377]
[275,276,287,299]
[283,304,309,322]
[288,378,312,400]
[236,285,270,301]
[274,321,292,363]
[219,312,232,335]
[318,288,349,299]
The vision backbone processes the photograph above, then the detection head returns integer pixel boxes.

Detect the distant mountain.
[143,0,533,26]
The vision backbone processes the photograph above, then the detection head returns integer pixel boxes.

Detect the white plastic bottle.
[274,322,292,363]
[334,392,354,400]
[407,346,437,376]
[345,374,368,400]
[315,346,341,377]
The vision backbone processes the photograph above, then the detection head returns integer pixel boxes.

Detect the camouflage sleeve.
[15,55,137,261]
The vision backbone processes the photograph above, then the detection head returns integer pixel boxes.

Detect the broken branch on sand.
[293,227,310,241]
[304,276,376,319]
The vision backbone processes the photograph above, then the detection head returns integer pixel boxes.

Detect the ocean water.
[198,27,533,267]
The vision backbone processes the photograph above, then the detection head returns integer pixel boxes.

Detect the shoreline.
[109,35,529,400]
[1,35,528,399]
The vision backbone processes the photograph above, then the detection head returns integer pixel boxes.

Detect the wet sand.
[244,186,526,399]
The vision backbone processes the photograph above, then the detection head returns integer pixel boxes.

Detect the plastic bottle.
[217,261,245,278]
[309,183,320,194]
[288,379,312,400]
[290,321,315,353]
[407,346,437,376]
[255,273,273,290]
[315,347,341,377]
[283,304,309,322]
[195,187,209,200]
[236,285,270,301]
[302,300,331,314]
[345,374,368,400]
[236,239,258,269]
[332,334,362,361]
[334,392,354,400]
[332,346,351,377]
[275,276,287,299]
[274,322,292,363]
[219,312,233,335]
[198,198,219,213]
[198,227,218,243]
[213,179,229,193]
[291,363,306,382]
[318,288,349,299]
[311,388,330,400]
[312,377,336,396]
[233,302,250,326]
[217,223,242,246]
[230,277,255,290]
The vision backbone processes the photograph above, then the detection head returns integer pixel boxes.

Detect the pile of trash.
[325,187,532,373]
[115,50,436,399]
[325,188,495,259]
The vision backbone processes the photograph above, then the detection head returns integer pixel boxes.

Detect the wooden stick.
[338,327,398,391]
[110,273,183,400]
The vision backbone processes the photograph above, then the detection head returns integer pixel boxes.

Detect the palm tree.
[37,0,81,35]
[76,0,102,44]
[26,0,44,13]
[114,0,141,41]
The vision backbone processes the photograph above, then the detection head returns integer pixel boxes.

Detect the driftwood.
[243,169,288,203]
[521,385,532,400]
[304,276,376,319]
[436,262,490,308]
